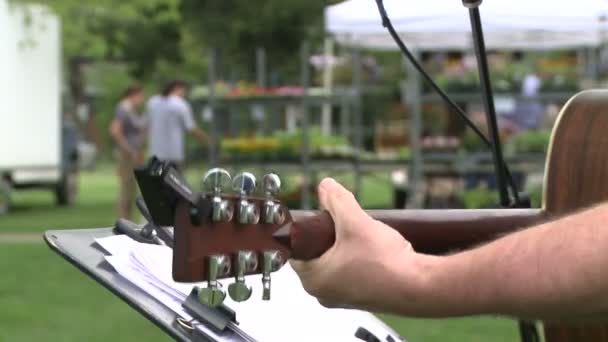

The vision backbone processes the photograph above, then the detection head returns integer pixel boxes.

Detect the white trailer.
[0,1,78,214]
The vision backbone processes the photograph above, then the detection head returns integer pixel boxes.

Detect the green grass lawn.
[0,244,167,342]
[0,165,522,341]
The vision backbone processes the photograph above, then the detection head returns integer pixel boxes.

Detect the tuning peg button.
[198,286,226,308]
[233,172,259,224]
[233,172,257,196]
[203,168,231,194]
[263,173,281,195]
[199,255,231,307]
[228,251,258,302]
[203,168,233,222]
[261,250,283,300]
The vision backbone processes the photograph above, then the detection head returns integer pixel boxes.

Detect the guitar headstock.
[171,168,293,307]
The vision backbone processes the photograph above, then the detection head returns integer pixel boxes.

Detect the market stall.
[325,0,608,208]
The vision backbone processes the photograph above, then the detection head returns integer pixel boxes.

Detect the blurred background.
[1,0,608,341]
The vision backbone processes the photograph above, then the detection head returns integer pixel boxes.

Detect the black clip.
[355,327,381,342]
[181,288,237,333]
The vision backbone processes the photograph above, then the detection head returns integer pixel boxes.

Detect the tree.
[18,0,183,78]
[179,0,338,84]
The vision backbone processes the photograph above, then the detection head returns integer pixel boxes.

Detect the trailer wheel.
[0,178,10,214]
[55,171,78,206]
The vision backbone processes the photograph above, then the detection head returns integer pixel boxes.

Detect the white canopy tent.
[326,0,608,50]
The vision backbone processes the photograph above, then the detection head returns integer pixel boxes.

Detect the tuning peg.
[203,168,233,222]
[262,173,284,225]
[263,173,281,195]
[228,251,258,302]
[198,255,231,307]
[233,172,260,224]
[261,250,283,300]
[233,172,257,196]
[203,168,231,194]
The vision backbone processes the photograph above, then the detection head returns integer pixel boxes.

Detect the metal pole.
[340,96,350,137]
[321,38,335,136]
[207,48,218,165]
[464,1,510,207]
[256,47,267,87]
[403,54,423,209]
[300,42,312,209]
[352,49,363,200]
[255,47,268,135]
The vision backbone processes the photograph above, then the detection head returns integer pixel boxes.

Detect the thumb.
[317,178,368,239]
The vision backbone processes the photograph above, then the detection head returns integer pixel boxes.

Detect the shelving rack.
[191,45,572,209]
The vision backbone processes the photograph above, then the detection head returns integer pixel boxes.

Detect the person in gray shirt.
[109,85,146,219]
[147,80,208,169]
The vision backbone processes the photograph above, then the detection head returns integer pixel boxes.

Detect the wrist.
[419,252,491,317]
[377,251,442,316]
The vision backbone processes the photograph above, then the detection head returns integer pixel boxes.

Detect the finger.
[316,178,333,211]
[289,259,309,274]
[318,178,369,238]
[289,259,329,297]
[318,178,358,216]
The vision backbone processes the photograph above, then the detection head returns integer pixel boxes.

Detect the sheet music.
[95,235,403,342]
[97,235,245,342]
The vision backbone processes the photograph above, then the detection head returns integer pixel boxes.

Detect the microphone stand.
[461,1,539,341]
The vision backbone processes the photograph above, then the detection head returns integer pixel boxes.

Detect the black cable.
[467,6,510,207]
[374,0,521,205]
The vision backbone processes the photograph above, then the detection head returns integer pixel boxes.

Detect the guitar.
[135,90,608,342]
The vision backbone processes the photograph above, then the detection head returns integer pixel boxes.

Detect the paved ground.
[0,232,43,243]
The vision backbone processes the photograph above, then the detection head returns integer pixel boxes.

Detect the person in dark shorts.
[109,85,146,219]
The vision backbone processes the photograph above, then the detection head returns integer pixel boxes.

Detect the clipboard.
[43,228,243,342]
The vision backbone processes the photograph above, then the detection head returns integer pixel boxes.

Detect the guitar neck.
[287,209,547,260]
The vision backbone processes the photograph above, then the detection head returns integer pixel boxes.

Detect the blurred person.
[109,85,146,219]
[502,73,545,133]
[147,80,208,170]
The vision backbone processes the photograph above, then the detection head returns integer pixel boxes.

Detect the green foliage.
[17,0,183,79]
[179,0,334,83]
[528,186,543,208]
[462,130,487,152]
[458,185,499,209]
[508,130,552,154]
[221,127,352,161]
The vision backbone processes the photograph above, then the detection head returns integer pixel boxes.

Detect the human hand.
[127,149,145,165]
[290,178,432,313]
[135,151,146,165]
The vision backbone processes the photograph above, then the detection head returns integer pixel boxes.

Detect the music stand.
[43,228,241,342]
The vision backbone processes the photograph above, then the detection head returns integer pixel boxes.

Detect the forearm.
[115,136,133,155]
[414,204,608,320]
[110,121,134,155]
[191,128,208,145]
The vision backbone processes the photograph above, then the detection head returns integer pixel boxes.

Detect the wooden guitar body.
[541,91,608,340]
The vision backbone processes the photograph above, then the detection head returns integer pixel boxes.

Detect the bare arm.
[422,203,608,320]
[291,178,608,321]
[189,127,209,145]
[109,119,135,158]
